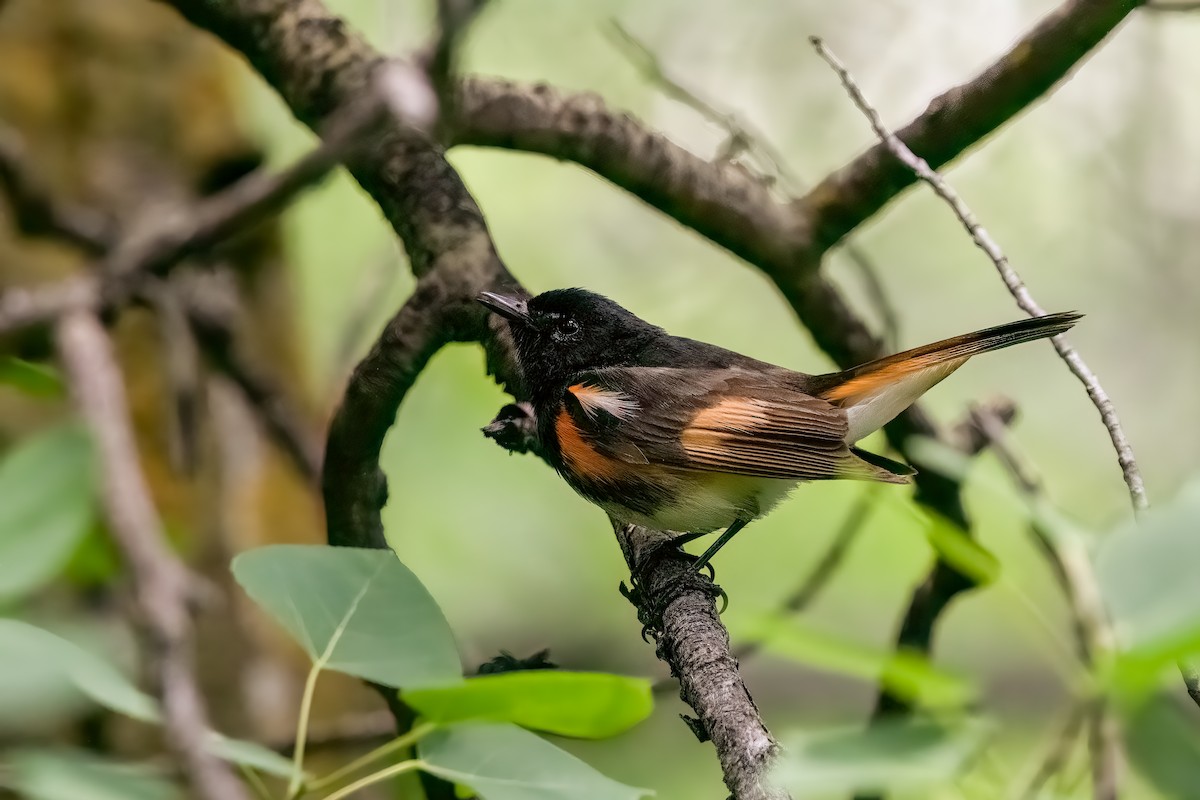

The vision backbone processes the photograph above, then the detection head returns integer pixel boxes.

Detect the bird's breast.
[553,409,797,531]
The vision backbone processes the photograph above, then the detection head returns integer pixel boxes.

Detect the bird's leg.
[690,518,751,574]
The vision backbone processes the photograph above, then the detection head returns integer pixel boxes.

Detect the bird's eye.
[553,317,581,340]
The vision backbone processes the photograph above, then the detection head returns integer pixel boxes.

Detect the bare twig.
[607,21,900,347]
[179,269,324,484]
[802,0,1141,252]
[0,126,113,253]
[143,280,205,475]
[811,35,1147,515]
[811,37,1136,799]
[0,74,402,337]
[153,1,787,796]
[968,404,1123,799]
[0,133,325,487]
[55,310,246,800]
[1015,701,1088,800]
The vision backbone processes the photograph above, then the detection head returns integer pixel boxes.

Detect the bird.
[478,288,1080,572]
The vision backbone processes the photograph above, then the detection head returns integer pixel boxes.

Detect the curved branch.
[57,310,246,800]
[801,0,1143,252]
[159,0,784,795]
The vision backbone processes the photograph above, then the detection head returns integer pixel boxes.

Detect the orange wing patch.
[680,397,769,453]
[555,409,624,482]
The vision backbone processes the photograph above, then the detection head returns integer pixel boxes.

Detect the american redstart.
[478,288,1079,571]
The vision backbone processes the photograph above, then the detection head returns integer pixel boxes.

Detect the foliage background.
[3,0,1199,797]
[237,1,1200,793]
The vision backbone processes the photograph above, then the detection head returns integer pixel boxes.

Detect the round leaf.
[0,357,64,398]
[205,733,296,778]
[740,614,974,709]
[772,718,990,796]
[1096,479,1200,689]
[419,723,652,800]
[405,671,652,739]
[7,750,181,800]
[0,620,294,777]
[0,425,95,601]
[232,545,461,687]
[0,619,157,723]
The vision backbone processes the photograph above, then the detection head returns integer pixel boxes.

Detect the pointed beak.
[477,291,531,325]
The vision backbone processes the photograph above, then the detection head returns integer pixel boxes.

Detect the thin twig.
[811,37,1134,799]
[179,268,323,484]
[1014,701,1088,800]
[0,126,113,253]
[810,35,1147,515]
[608,21,900,347]
[55,309,246,800]
[0,71,404,336]
[969,404,1123,799]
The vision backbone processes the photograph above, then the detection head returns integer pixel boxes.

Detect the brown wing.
[564,367,911,484]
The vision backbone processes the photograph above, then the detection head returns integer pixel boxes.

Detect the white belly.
[602,475,800,533]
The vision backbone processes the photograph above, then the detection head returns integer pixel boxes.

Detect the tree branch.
[618,524,787,800]
[0,126,114,253]
[810,35,1147,514]
[801,0,1143,252]
[56,309,246,800]
[810,37,1134,799]
[155,1,788,795]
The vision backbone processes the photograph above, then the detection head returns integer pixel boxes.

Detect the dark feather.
[565,366,910,484]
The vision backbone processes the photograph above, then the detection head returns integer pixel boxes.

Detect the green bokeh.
[228,1,1200,796]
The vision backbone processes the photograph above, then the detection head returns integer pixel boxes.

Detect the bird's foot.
[621,537,727,641]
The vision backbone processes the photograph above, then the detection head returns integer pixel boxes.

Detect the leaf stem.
[317,759,423,800]
[305,721,437,795]
[238,763,274,800]
[287,662,322,798]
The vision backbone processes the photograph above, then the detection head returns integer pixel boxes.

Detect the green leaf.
[921,510,1000,586]
[1095,479,1200,692]
[232,544,460,687]
[772,718,990,796]
[7,749,181,800]
[0,357,64,398]
[0,620,296,777]
[0,619,157,723]
[0,425,95,602]
[1124,694,1200,799]
[205,733,296,778]
[405,672,652,739]
[419,723,652,800]
[741,614,974,709]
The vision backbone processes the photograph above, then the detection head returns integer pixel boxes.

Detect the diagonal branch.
[56,309,247,800]
[809,36,1140,800]
[156,0,787,797]
[810,35,1147,514]
[801,0,1143,253]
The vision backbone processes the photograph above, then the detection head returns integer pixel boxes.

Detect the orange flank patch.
[555,408,624,482]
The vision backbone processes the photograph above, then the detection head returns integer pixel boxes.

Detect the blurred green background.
[4,0,1200,797]
[231,1,1200,794]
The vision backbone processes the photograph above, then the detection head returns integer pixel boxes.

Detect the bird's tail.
[817,311,1082,443]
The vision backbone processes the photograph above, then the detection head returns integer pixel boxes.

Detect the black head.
[477,288,666,394]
